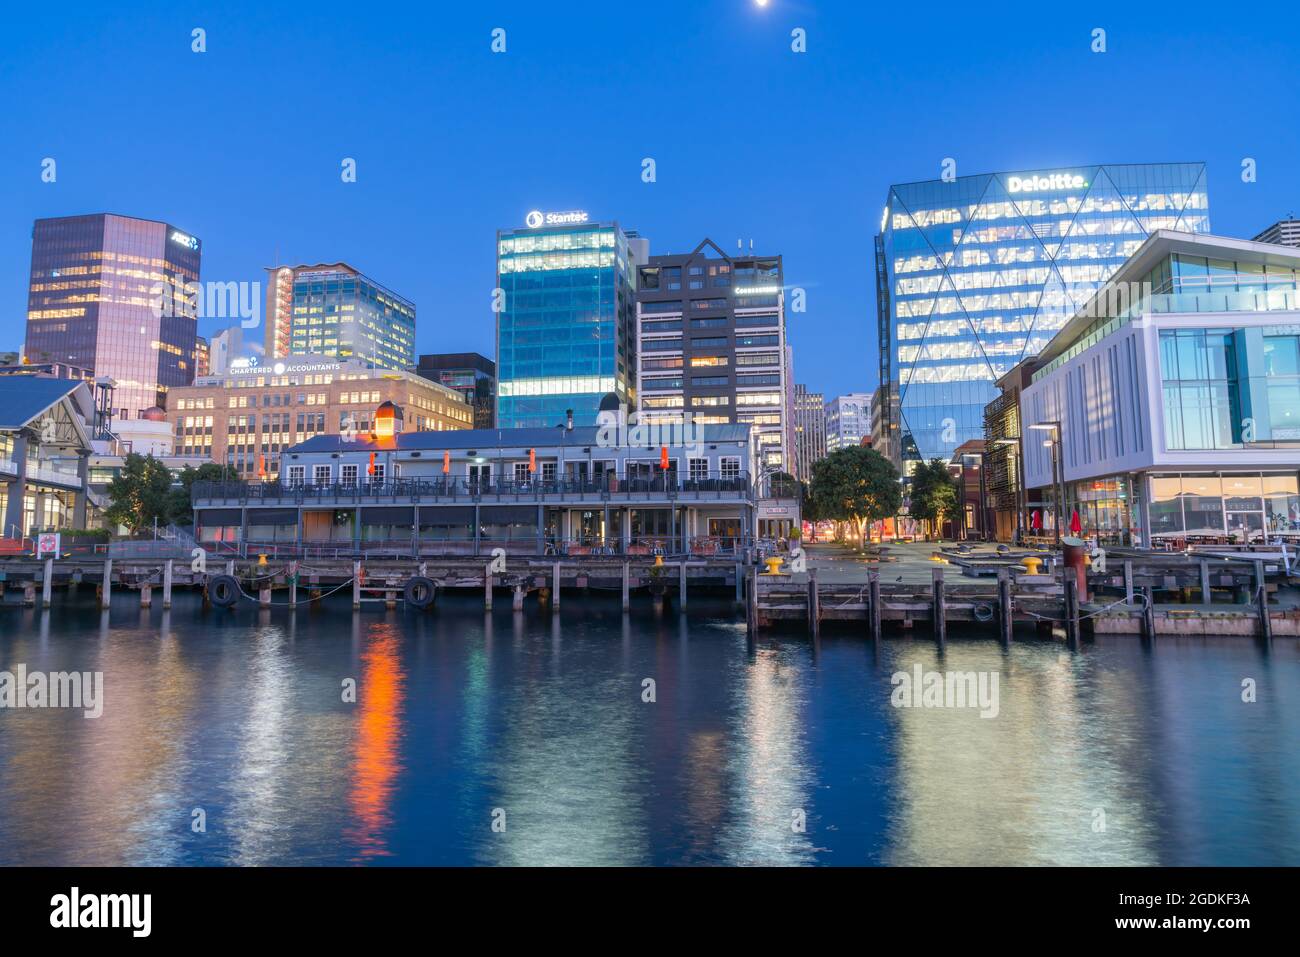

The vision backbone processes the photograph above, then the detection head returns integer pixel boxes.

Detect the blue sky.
[2,0,1297,398]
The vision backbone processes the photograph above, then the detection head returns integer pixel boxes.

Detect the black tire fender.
[404,576,437,609]
[209,574,240,608]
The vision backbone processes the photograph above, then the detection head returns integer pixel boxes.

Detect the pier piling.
[512,584,524,612]
[163,559,173,609]
[42,558,53,609]
[1141,585,1156,640]
[1063,575,1080,648]
[932,567,946,645]
[622,562,630,612]
[484,565,493,610]
[352,561,362,610]
[679,561,687,612]
[1199,560,1212,605]
[997,568,1012,644]
[1255,560,1272,640]
[807,569,820,639]
[868,572,881,642]
[552,561,561,610]
[101,559,113,610]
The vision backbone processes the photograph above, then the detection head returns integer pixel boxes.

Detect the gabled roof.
[0,377,93,439]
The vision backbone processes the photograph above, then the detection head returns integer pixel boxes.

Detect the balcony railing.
[193,471,754,504]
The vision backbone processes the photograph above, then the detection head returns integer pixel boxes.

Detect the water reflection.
[0,593,1296,866]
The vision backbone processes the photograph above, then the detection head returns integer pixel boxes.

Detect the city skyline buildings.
[495,214,644,429]
[263,262,416,369]
[23,212,203,420]
[876,162,1212,465]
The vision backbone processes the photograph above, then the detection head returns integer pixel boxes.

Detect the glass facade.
[25,213,202,418]
[1146,472,1300,544]
[496,221,637,428]
[264,264,415,369]
[877,163,1210,464]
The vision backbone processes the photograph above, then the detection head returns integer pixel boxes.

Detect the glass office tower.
[25,213,202,419]
[496,216,642,428]
[263,263,415,369]
[875,162,1210,466]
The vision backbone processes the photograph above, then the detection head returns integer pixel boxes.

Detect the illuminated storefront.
[1023,230,1300,546]
[876,163,1211,466]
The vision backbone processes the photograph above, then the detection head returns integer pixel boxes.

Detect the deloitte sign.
[1006,172,1088,194]
[525,209,590,228]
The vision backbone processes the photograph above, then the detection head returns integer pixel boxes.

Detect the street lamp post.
[1029,421,1065,544]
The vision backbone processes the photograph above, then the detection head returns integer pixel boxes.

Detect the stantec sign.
[525,210,590,228]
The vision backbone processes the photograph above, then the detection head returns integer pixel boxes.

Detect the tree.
[908,458,960,541]
[168,462,240,525]
[104,453,174,535]
[808,446,902,546]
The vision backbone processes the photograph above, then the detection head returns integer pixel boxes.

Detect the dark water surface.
[0,591,1296,866]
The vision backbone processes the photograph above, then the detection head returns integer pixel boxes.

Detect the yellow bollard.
[1022,555,1043,575]
[762,556,786,576]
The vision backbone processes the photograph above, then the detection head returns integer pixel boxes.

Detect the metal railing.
[194,472,754,503]
[198,534,762,561]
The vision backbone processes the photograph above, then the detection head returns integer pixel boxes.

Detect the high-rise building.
[792,384,826,479]
[24,213,203,419]
[1253,218,1300,248]
[496,212,644,428]
[209,325,244,376]
[415,352,497,429]
[825,392,873,451]
[875,162,1211,466]
[263,263,415,369]
[194,335,210,378]
[635,239,793,475]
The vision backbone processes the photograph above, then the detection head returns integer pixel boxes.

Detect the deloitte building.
[874,163,1211,467]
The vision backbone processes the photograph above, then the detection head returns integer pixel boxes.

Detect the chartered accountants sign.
[525,209,590,228]
[228,355,341,377]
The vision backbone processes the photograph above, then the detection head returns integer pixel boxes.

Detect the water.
[1,591,1296,866]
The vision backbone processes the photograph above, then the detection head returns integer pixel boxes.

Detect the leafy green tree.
[809,446,902,545]
[168,462,239,525]
[908,458,960,540]
[104,453,174,534]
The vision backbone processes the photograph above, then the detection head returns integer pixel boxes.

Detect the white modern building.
[825,392,873,451]
[209,326,245,377]
[1021,230,1300,546]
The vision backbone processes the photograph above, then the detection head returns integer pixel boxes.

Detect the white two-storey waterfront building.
[1021,230,1300,547]
[190,418,762,556]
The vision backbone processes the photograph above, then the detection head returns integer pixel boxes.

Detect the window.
[690,356,727,367]
[514,462,531,483]
[720,457,741,480]
[542,462,557,483]
[341,464,358,486]
[287,465,305,485]
[312,464,332,485]
[692,375,728,386]
[688,457,708,480]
